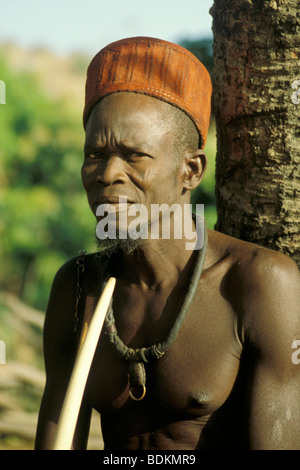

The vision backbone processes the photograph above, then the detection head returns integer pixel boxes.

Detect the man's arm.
[35,259,92,450]
[242,250,300,449]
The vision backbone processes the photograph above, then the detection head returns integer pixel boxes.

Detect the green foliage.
[179,37,213,76]
[0,51,94,309]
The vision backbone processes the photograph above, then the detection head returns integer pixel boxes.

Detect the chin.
[95,235,142,257]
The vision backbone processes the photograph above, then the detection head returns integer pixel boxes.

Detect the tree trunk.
[211,0,300,266]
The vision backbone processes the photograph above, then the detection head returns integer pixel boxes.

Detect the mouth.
[94,196,134,214]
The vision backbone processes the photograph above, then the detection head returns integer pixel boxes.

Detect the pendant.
[128,361,146,401]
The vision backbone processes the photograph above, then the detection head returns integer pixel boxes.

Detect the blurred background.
[0,0,215,449]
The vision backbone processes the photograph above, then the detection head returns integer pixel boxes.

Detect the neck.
[120,212,199,289]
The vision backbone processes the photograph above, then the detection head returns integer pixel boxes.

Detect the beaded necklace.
[103,224,208,401]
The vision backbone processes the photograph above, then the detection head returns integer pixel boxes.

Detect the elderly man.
[35,37,300,450]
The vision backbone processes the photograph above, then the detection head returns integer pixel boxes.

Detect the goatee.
[95,233,142,258]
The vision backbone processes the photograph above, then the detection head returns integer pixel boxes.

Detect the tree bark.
[211,0,300,266]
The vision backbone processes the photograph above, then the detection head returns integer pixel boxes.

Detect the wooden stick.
[53,277,116,450]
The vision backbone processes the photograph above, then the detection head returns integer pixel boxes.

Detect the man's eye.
[86,152,103,160]
[127,152,151,161]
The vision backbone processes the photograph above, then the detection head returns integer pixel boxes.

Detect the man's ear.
[182,149,207,191]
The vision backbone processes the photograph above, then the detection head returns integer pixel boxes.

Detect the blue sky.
[0,0,214,56]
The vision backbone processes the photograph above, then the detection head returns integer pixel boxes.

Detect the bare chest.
[82,279,242,420]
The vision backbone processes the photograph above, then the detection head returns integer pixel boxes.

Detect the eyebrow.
[84,140,152,155]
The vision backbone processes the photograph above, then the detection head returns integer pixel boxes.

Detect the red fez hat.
[83,36,212,148]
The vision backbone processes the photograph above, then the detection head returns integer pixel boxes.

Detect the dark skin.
[35,93,300,450]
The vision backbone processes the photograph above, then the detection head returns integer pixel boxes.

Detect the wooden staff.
[53,277,116,450]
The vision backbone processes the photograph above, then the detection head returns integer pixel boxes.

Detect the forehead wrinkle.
[85,128,154,155]
[94,93,176,132]
[87,123,173,159]
[85,93,178,157]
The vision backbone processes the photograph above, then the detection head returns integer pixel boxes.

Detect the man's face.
[82,93,186,247]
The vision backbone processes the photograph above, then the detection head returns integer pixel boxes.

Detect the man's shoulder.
[52,252,105,292]
[207,229,300,346]
[207,228,299,281]
[207,228,299,308]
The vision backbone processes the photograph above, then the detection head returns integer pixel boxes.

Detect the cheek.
[139,166,182,204]
[128,164,159,193]
[139,166,158,189]
[81,162,96,191]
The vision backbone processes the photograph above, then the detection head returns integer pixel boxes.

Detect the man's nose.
[96,155,126,186]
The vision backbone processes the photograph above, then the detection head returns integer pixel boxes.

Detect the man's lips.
[94,196,135,213]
